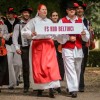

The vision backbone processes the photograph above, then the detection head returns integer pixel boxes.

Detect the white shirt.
[59,16,90,58]
[12,20,30,50]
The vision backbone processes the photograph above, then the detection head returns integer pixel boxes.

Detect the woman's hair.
[37,4,46,10]
[49,10,58,17]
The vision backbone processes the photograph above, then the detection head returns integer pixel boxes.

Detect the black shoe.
[8,87,14,90]
[71,91,77,98]
[79,88,84,92]
[37,90,43,97]
[66,88,72,95]
[23,89,29,93]
[17,81,19,86]
[0,89,1,93]
[56,87,61,94]
[49,88,55,98]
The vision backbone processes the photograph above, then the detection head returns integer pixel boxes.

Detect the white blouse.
[21,16,54,40]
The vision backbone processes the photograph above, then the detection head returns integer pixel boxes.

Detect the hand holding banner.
[35,23,83,35]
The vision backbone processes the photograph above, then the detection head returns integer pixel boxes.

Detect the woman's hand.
[0,33,3,37]
[31,32,37,37]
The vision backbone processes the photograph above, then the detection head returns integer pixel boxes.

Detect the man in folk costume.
[0,17,9,92]
[58,2,90,98]
[76,1,95,92]
[21,4,61,98]
[4,7,22,89]
[13,6,33,93]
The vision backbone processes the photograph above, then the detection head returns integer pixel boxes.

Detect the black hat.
[20,6,33,14]
[77,1,87,10]
[6,7,16,14]
[66,2,79,9]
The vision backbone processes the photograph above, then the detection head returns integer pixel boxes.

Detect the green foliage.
[0,0,99,38]
[78,0,100,39]
[28,0,60,17]
[88,49,100,67]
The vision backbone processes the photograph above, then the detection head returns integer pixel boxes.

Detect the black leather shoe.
[66,88,72,95]
[79,88,84,92]
[17,81,19,86]
[8,87,14,90]
[49,88,55,98]
[37,90,43,96]
[56,87,61,94]
[71,91,77,98]
[0,89,1,93]
[23,89,29,93]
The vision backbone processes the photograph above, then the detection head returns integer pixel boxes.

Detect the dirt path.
[0,67,100,100]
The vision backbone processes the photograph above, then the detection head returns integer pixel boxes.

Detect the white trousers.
[62,49,82,92]
[6,44,22,87]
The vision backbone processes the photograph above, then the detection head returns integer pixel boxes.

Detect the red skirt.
[31,39,61,83]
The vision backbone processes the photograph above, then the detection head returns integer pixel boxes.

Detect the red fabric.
[62,17,82,49]
[31,39,61,84]
[0,21,4,25]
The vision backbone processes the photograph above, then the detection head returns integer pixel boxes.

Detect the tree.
[0,0,99,38]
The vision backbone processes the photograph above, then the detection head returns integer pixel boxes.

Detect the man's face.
[76,6,84,16]
[22,11,30,20]
[66,8,76,16]
[6,13,14,20]
[51,12,59,23]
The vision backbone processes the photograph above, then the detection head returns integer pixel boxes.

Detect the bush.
[87,49,100,67]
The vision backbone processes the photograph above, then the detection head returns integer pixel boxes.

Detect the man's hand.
[89,26,94,32]
[10,32,13,37]
[81,30,86,36]
[69,35,76,42]
[16,49,22,55]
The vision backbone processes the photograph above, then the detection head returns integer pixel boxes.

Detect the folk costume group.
[0,1,94,98]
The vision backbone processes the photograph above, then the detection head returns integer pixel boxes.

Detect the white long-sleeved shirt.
[58,16,90,58]
[56,16,90,44]
[12,20,30,50]
[0,24,9,40]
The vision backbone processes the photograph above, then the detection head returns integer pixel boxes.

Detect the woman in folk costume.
[21,4,61,98]
[57,2,90,98]
[0,19,9,92]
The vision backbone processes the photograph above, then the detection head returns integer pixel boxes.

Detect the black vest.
[82,18,88,46]
[18,24,22,45]
[18,22,28,46]
[4,18,20,45]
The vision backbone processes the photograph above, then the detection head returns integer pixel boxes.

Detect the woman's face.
[38,5,47,18]
[51,12,59,23]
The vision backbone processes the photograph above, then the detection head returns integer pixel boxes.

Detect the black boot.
[23,88,29,93]
[71,91,77,98]
[49,88,55,98]
[56,87,61,94]
[37,90,43,97]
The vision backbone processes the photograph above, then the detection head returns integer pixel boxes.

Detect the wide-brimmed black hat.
[66,2,79,9]
[6,7,16,14]
[20,6,33,14]
[77,1,87,10]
